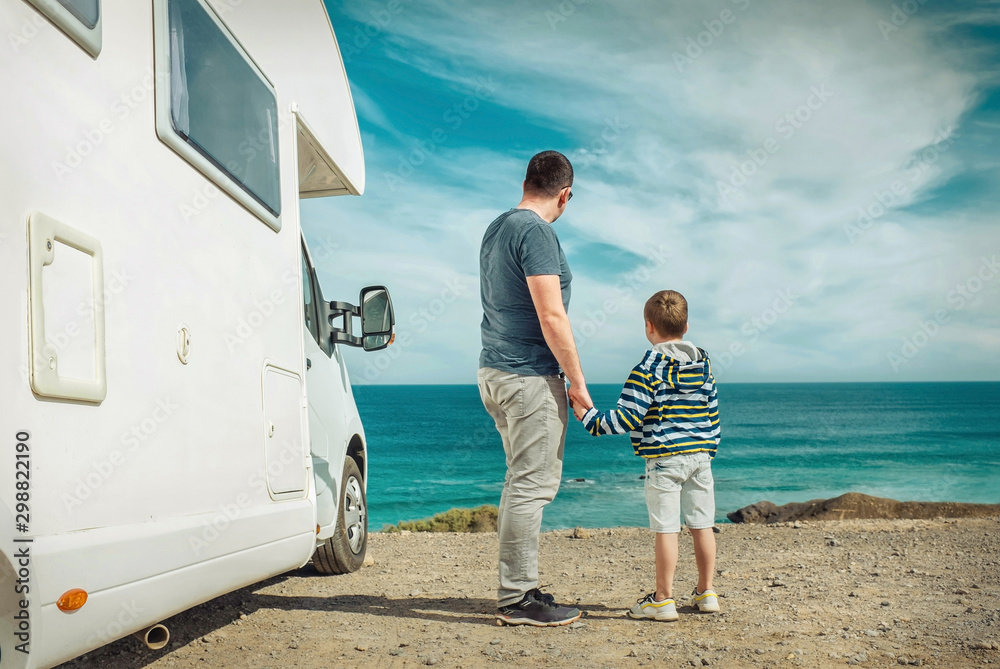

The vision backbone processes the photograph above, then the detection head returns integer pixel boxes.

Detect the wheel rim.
[343,475,366,554]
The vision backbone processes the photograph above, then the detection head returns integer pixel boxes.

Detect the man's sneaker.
[628,592,678,621]
[690,588,720,613]
[496,588,582,627]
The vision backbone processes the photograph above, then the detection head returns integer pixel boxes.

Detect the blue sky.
[303,0,1000,385]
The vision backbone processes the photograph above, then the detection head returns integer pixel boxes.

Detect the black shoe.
[496,588,582,626]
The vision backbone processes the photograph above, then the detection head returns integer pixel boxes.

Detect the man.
[477,150,593,626]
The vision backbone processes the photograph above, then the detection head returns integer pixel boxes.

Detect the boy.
[575,290,721,621]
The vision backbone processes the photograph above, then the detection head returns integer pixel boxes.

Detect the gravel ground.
[61,517,1000,668]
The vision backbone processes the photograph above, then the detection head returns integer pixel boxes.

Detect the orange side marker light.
[57,589,88,612]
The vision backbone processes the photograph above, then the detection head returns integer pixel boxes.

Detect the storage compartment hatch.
[27,212,107,403]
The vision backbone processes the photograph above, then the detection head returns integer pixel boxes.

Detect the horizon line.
[352,379,1000,387]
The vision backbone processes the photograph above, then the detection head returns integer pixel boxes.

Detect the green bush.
[382,505,498,533]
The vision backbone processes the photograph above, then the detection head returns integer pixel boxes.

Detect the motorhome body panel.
[0,1,365,665]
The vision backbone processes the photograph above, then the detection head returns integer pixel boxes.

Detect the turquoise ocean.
[354,383,1000,531]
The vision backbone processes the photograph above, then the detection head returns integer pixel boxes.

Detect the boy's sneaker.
[628,592,678,621]
[689,588,720,613]
[496,588,582,626]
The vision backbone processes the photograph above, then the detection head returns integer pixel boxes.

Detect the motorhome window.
[167,0,281,217]
[56,0,100,29]
[301,252,319,345]
[27,0,102,56]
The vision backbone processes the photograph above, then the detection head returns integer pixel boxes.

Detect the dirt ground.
[61,517,1000,668]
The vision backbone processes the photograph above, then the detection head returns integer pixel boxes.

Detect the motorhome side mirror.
[360,286,394,352]
[324,286,394,350]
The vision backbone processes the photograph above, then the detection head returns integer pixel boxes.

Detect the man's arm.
[526,274,592,413]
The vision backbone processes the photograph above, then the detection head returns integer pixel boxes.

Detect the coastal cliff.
[728,492,1000,524]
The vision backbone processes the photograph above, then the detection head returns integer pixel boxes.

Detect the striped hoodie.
[581,340,720,458]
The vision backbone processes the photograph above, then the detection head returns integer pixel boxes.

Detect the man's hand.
[568,383,593,422]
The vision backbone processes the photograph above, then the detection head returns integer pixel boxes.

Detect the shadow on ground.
[57,566,622,668]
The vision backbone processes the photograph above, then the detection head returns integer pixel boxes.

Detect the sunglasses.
[566,188,574,202]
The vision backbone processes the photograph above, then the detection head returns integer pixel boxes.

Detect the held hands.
[567,383,594,422]
[571,402,591,422]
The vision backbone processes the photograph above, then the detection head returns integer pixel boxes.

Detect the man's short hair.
[524,150,573,198]
[645,290,688,338]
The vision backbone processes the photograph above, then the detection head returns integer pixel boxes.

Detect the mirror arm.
[322,300,363,348]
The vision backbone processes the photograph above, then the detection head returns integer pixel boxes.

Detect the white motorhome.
[0,1,394,665]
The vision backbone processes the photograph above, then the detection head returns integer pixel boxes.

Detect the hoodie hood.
[646,340,710,394]
[653,340,701,363]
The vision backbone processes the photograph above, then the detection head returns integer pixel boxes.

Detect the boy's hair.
[645,290,688,338]
[524,150,573,198]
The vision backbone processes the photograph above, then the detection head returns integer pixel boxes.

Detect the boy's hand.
[572,402,592,422]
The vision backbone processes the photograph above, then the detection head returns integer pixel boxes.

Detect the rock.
[882,601,892,607]
[755,648,766,655]
[571,527,591,539]
[363,553,375,567]
[727,501,785,524]
[490,639,501,645]
[728,492,1000,524]
[355,645,367,652]
[971,641,1000,650]
[425,655,439,665]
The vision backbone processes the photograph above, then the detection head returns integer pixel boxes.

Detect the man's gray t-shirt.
[479,208,572,376]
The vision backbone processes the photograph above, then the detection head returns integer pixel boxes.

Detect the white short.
[644,452,716,534]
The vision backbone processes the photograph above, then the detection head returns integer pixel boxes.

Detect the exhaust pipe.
[133,623,170,650]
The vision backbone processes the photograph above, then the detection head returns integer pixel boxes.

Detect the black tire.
[312,457,367,575]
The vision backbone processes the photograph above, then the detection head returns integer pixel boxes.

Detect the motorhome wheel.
[312,458,367,574]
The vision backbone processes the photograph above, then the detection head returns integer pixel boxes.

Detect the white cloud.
[312,0,1000,383]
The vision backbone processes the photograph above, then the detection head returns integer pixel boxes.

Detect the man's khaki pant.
[477,367,568,607]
